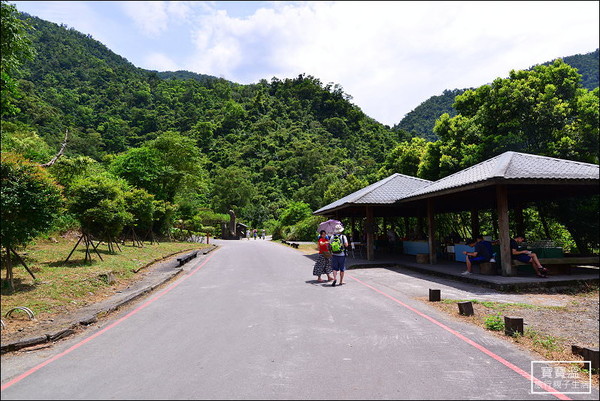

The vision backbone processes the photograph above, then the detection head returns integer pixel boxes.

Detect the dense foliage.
[387,60,599,252]
[1,4,598,250]
[0,152,64,249]
[3,11,402,233]
[0,2,36,116]
[393,89,466,141]
[393,50,599,141]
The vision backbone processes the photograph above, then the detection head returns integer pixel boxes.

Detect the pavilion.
[313,151,599,276]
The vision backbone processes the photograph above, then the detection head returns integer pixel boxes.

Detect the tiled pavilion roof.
[314,152,599,215]
[313,173,432,215]
[402,151,599,201]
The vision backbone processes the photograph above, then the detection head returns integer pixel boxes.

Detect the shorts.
[514,254,532,263]
[468,256,489,264]
[331,254,346,271]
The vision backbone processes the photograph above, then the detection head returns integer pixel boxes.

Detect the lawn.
[1,235,209,318]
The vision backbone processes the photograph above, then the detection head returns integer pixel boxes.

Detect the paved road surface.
[1,239,597,399]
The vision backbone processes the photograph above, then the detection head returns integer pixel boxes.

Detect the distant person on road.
[330,224,349,287]
[461,235,491,275]
[253,229,258,240]
[261,229,266,239]
[510,235,548,278]
[313,230,333,282]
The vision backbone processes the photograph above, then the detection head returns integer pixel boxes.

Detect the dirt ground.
[422,289,599,388]
[424,292,599,348]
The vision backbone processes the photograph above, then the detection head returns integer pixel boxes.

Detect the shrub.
[1,152,64,249]
[484,313,505,331]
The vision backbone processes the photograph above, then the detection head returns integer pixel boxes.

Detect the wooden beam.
[427,199,437,264]
[496,185,515,276]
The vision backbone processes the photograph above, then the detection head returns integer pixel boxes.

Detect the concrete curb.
[0,268,184,355]
[1,245,218,355]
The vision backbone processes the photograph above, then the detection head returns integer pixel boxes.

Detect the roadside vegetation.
[0,236,208,318]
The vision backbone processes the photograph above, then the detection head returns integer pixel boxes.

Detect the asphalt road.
[1,239,597,400]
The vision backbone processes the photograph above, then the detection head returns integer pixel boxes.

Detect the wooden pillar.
[496,185,515,276]
[403,216,409,238]
[351,216,356,241]
[471,208,480,237]
[366,206,374,261]
[427,199,437,264]
[514,203,524,238]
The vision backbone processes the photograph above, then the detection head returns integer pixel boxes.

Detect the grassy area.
[1,236,208,318]
[440,298,565,311]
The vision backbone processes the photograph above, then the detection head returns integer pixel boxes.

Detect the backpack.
[330,234,345,253]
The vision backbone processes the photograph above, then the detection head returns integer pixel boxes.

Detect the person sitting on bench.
[510,235,548,278]
[461,236,491,275]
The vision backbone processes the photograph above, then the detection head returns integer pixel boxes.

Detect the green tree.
[110,132,208,204]
[123,188,156,235]
[211,165,256,214]
[377,137,428,179]
[67,172,133,248]
[110,147,169,199]
[1,152,64,288]
[432,60,599,249]
[0,121,53,163]
[48,155,102,188]
[434,60,598,167]
[322,174,369,206]
[279,201,312,226]
[0,1,36,116]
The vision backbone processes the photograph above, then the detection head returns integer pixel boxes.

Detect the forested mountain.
[3,12,406,225]
[156,70,221,85]
[2,6,597,250]
[393,88,468,141]
[542,49,599,90]
[393,49,599,141]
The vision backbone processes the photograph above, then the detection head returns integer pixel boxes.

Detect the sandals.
[536,273,548,278]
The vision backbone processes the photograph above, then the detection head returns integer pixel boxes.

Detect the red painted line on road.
[1,248,220,392]
[347,274,572,400]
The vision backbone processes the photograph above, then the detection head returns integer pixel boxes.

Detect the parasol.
[318,219,342,235]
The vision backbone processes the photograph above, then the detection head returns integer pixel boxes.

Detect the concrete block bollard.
[429,289,441,302]
[458,301,474,316]
[416,253,429,264]
[479,262,495,275]
[572,345,599,370]
[504,316,524,336]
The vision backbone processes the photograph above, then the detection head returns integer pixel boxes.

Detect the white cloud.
[118,1,200,37]
[180,1,598,125]
[13,1,600,126]
[13,1,112,45]
[144,52,180,72]
[120,1,170,37]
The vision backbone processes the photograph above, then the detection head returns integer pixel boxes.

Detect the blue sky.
[11,1,600,126]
